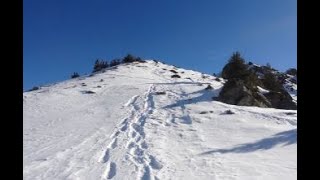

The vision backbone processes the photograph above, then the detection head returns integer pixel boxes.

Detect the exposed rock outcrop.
[264,90,297,110]
[217,79,271,108]
[217,79,297,110]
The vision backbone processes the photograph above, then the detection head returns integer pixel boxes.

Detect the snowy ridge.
[24,60,296,180]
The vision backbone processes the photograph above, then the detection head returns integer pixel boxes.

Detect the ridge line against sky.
[23,0,296,90]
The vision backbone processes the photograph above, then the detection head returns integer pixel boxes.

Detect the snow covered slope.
[23,61,297,180]
[283,75,297,103]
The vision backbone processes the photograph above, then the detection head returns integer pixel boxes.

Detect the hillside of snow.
[23,61,297,180]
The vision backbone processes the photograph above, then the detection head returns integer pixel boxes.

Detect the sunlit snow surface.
[24,61,296,180]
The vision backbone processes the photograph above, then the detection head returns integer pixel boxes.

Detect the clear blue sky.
[24,0,296,90]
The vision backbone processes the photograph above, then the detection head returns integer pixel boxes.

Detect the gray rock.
[218,79,271,108]
[264,90,297,110]
[217,79,296,110]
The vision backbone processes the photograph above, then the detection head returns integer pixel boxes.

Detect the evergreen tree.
[266,63,272,70]
[221,52,249,80]
[102,60,109,69]
[93,59,108,72]
[122,54,136,63]
[135,57,143,62]
[286,68,297,76]
[243,71,261,91]
[71,72,80,78]
[262,72,282,91]
[110,58,121,67]
[221,52,261,90]
[93,59,101,72]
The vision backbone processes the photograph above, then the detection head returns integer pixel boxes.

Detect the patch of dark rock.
[170,69,178,73]
[162,68,167,70]
[137,60,147,63]
[155,91,166,95]
[212,97,219,101]
[205,85,213,90]
[218,79,271,108]
[264,90,297,110]
[199,111,208,114]
[221,110,235,115]
[217,78,296,110]
[27,86,40,92]
[171,74,181,78]
[285,112,296,115]
[81,90,95,94]
[215,78,221,82]
[97,86,102,88]
[289,78,297,84]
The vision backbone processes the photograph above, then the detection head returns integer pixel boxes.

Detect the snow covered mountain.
[23,60,297,180]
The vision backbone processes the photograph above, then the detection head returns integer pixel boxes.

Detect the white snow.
[24,60,296,180]
[257,86,270,94]
[283,77,297,103]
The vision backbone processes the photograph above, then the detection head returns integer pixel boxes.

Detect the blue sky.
[24,0,296,90]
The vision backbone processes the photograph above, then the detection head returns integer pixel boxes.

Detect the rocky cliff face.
[217,63,297,110]
[218,79,271,108]
[264,90,297,110]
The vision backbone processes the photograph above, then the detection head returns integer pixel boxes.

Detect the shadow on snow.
[199,129,297,155]
[162,87,222,109]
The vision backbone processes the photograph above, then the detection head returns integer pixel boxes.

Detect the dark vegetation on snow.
[286,68,297,76]
[91,54,144,74]
[27,86,40,92]
[71,72,80,78]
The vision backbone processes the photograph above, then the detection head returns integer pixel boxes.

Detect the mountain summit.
[23,60,297,180]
